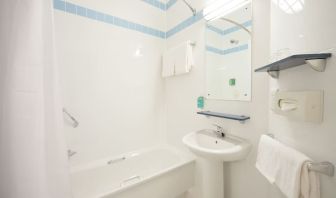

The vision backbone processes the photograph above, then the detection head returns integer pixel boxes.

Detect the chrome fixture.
[308,161,334,177]
[267,134,335,177]
[220,18,251,35]
[212,124,225,138]
[68,149,77,158]
[181,0,196,16]
[107,156,126,165]
[63,108,79,128]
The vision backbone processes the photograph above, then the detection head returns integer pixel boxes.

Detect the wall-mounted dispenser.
[271,90,324,123]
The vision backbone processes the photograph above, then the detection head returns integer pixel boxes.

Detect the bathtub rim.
[69,145,195,198]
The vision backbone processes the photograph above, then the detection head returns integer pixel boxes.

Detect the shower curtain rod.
[181,0,196,16]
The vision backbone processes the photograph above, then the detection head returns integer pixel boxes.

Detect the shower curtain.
[0,0,72,198]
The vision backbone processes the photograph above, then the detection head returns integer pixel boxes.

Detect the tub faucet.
[213,124,225,138]
[68,149,77,158]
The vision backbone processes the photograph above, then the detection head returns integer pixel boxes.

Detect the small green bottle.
[197,96,205,109]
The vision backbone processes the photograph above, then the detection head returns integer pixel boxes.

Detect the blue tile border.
[206,44,249,55]
[53,0,166,39]
[206,20,252,36]
[207,20,252,36]
[166,10,203,38]
[166,0,178,10]
[141,0,178,11]
[141,0,167,11]
[53,0,205,39]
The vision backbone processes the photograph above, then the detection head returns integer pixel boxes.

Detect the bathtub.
[70,146,195,198]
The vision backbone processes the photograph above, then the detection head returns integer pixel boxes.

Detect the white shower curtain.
[0,0,72,198]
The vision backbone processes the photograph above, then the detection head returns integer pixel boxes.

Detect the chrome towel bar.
[266,133,334,177]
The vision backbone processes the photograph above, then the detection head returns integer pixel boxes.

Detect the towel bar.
[265,134,334,177]
[307,161,334,177]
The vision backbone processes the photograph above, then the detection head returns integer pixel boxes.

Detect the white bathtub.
[70,146,195,198]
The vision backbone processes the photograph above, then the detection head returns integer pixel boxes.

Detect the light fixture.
[203,0,251,21]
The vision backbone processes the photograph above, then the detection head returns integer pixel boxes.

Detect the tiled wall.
[53,0,203,39]
[269,0,336,197]
[53,0,207,168]
[53,0,168,166]
[164,0,271,197]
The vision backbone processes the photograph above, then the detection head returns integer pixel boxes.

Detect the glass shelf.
[197,111,250,123]
[255,53,332,78]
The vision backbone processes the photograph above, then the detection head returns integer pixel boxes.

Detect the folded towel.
[162,41,194,77]
[256,135,281,183]
[162,49,175,77]
[174,41,194,75]
[300,162,320,198]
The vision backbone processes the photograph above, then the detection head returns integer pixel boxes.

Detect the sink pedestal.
[183,129,252,198]
[199,158,224,198]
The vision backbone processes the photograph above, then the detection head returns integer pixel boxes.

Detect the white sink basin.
[182,129,251,161]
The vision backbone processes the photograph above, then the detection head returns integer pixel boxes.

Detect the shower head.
[181,0,196,16]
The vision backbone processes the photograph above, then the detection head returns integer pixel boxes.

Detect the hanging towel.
[174,40,194,75]
[300,161,320,198]
[256,135,281,183]
[162,49,175,77]
[256,135,320,198]
[162,40,194,77]
[274,142,310,198]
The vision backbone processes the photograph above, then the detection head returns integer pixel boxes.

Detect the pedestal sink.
[182,129,251,198]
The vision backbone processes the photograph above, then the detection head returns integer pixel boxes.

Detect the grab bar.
[107,156,126,165]
[63,108,79,128]
[120,175,142,187]
[266,134,334,177]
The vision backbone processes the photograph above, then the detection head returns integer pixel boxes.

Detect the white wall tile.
[270,0,336,197]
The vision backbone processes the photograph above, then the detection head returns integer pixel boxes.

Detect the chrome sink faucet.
[213,124,226,138]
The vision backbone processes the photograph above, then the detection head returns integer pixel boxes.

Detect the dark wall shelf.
[255,53,332,78]
[197,111,250,123]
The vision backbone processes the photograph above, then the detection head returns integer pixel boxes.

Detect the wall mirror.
[204,1,252,101]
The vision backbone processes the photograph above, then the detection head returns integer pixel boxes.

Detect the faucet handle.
[212,124,225,137]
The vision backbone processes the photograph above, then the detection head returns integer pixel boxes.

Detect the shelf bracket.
[305,59,327,72]
[267,70,279,79]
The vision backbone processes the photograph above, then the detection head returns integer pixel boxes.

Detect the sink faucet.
[213,124,225,138]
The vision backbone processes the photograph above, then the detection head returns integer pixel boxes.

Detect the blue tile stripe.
[207,20,252,36]
[54,1,210,40]
[166,10,204,38]
[166,0,178,10]
[53,0,165,39]
[206,44,249,55]
[141,0,178,11]
[141,0,167,11]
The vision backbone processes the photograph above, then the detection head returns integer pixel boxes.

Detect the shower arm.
[181,0,196,16]
[220,18,251,35]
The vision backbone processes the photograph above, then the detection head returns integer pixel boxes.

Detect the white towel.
[174,40,194,75]
[162,41,194,77]
[162,49,175,77]
[274,142,310,198]
[256,135,281,183]
[256,135,320,198]
[300,162,320,198]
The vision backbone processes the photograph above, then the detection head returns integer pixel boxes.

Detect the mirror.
[205,2,252,101]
